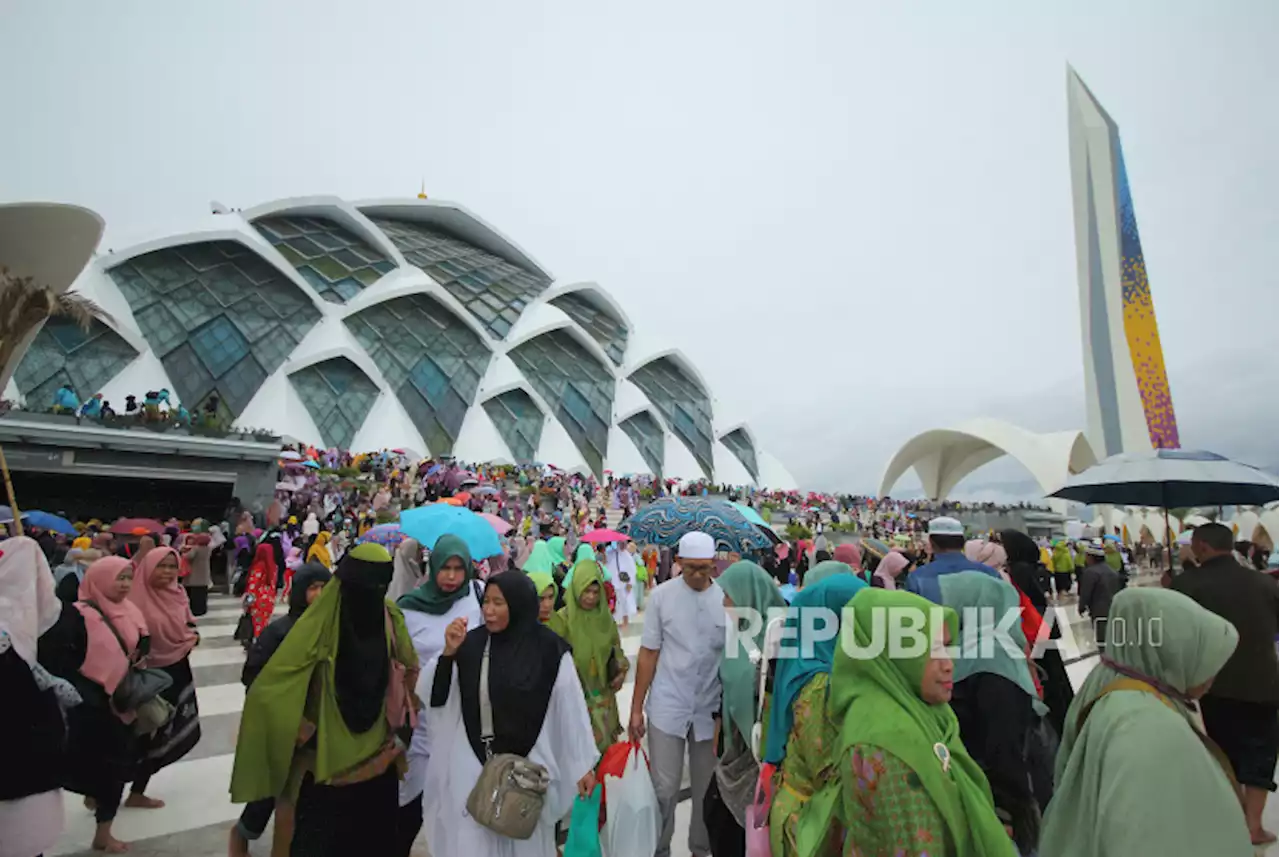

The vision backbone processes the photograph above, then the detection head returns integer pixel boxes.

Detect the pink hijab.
[964,539,1008,570]
[128,547,198,668]
[874,550,910,590]
[76,557,148,696]
[833,542,863,571]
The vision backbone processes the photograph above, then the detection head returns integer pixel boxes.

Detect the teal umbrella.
[730,502,767,527]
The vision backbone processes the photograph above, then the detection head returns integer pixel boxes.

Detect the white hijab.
[303,512,320,536]
[0,536,62,665]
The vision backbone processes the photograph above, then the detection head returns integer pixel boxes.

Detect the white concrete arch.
[879,418,1099,499]
[241,195,406,270]
[623,348,714,401]
[502,308,619,382]
[354,198,552,281]
[337,271,494,347]
[541,281,635,331]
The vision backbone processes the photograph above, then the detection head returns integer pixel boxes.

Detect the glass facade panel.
[108,240,322,419]
[720,428,760,482]
[343,293,490,456]
[628,356,715,479]
[288,357,380,449]
[252,215,395,304]
[619,410,664,478]
[507,330,614,479]
[549,292,628,366]
[368,217,551,340]
[14,317,138,409]
[482,389,544,463]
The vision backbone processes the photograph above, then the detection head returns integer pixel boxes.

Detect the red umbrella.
[110,517,164,535]
[581,528,629,544]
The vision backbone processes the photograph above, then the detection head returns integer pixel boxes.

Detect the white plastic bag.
[602,744,659,857]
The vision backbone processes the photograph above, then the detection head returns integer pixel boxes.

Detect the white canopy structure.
[879,418,1098,500]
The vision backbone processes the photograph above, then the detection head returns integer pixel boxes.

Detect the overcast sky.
[2,0,1275,496]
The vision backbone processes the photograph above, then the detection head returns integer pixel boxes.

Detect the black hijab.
[454,572,570,763]
[1000,529,1049,615]
[332,544,394,734]
[288,562,332,618]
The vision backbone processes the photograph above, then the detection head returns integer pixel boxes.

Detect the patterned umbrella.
[358,523,406,549]
[619,497,771,553]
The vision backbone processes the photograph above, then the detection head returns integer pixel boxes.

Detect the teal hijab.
[804,560,852,587]
[564,543,608,590]
[763,574,866,763]
[937,571,1045,713]
[521,541,554,574]
[718,560,786,747]
[397,534,473,615]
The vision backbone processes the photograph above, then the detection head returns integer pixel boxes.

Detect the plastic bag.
[745,767,773,857]
[564,785,602,857]
[602,743,659,857]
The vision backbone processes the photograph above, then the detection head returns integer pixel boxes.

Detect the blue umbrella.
[399,504,502,558]
[729,502,767,527]
[357,523,406,549]
[21,510,79,536]
[619,497,770,553]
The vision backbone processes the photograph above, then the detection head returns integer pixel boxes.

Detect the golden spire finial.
[417,179,428,200]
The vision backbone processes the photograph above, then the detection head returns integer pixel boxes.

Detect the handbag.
[82,601,175,735]
[465,638,550,840]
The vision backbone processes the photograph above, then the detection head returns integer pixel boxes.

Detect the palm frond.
[0,266,112,342]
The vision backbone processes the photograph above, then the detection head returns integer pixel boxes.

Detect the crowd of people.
[1,440,1277,856]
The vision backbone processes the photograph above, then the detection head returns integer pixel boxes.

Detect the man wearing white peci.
[628,531,726,857]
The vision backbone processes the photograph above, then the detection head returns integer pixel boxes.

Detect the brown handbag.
[464,638,550,839]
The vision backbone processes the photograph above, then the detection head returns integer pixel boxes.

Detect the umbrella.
[110,517,164,535]
[471,485,499,495]
[11,510,78,536]
[1050,448,1279,508]
[400,505,502,558]
[302,460,320,469]
[278,450,302,461]
[861,538,891,558]
[580,528,630,544]
[753,524,783,546]
[619,497,771,553]
[478,513,511,535]
[729,502,767,527]
[358,523,407,549]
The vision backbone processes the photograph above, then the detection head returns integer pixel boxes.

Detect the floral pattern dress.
[579,639,627,753]
[841,744,953,857]
[770,673,844,857]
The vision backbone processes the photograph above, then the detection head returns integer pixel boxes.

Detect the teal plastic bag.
[564,784,603,857]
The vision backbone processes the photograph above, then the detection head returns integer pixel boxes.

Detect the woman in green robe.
[527,570,558,624]
[827,588,1012,857]
[1040,588,1251,857]
[547,559,627,753]
[229,543,418,857]
[763,574,866,857]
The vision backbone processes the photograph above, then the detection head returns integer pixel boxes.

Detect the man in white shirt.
[629,531,725,857]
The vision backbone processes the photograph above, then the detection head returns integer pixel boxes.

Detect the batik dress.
[840,744,954,857]
[769,673,843,857]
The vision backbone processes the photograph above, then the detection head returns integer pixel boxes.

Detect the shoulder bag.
[465,638,551,840]
[82,601,175,735]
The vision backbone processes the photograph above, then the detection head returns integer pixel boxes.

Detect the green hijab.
[1041,588,1247,857]
[717,560,785,747]
[827,588,1008,857]
[574,543,595,564]
[549,559,619,679]
[397,534,473,615]
[563,544,608,590]
[522,541,554,574]
[547,536,567,565]
[230,553,416,802]
[803,559,851,587]
[527,570,556,600]
[937,571,1045,713]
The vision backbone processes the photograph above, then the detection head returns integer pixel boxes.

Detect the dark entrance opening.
[7,470,235,522]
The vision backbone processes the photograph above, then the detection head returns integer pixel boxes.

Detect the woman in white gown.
[423,572,598,857]
[393,534,483,857]
[606,543,638,628]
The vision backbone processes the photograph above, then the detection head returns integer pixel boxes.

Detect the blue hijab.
[762,574,867,764]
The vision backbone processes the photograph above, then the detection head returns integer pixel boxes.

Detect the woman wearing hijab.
[801,559,852,589]
[181,528,213,616]
[829,588,1012,857]
[231,543,419,857]
[547,559,628,753]
[1040,588,1252,856]
[528,571,559,623]
[832,542,865,578]
[306,531,333,570]
[244,543,280,642]
[938,571,1044,852]
[53,547,101,603]
[231,561,332,857]
[764,575,866,857]
[127,546,202,808]
[386,537,424,603]
[424,572,598,856]
[54,557,151,853]
[871,549,909,590]
[706,560,786,854]
[393,535,483,857]
[605,542,639,630]
[1,537,80,857]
